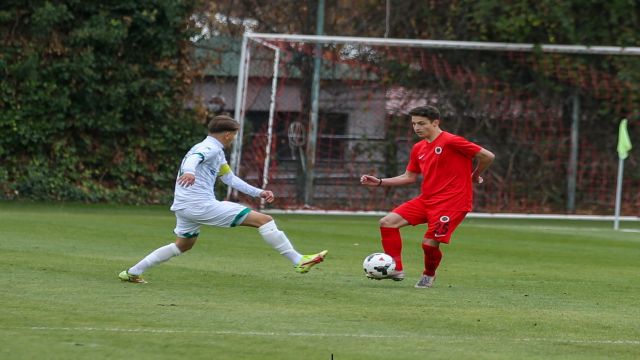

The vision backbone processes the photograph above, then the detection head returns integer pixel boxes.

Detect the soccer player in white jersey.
[119,115,328,283]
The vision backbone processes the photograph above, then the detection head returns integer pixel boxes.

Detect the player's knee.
[264,214,274,223]
[258,213,273,225]
[179,243,193,252]
[379,216,397,228]
[239,211,273,228]
[175,238,196,252]
[250,212,273,227]
[422,238,440,248]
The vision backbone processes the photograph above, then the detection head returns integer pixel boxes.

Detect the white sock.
[258,220,303,264]
[128,243,182,275]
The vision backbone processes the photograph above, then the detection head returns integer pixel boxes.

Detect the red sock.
[422,243,442,276]
[380,227,403,271]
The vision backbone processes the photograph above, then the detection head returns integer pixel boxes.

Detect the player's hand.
[177,173,196,187]
[260,190,275,203]
[472,174,484,184]
[360,174,381,187]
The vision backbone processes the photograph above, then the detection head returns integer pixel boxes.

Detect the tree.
[0,0,203,202]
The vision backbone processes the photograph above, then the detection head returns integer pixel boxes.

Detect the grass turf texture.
[1,202,639,360]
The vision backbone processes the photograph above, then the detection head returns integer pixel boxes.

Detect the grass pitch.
[1,202,639,359]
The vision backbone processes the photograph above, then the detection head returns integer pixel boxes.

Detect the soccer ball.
[363,253,396,279]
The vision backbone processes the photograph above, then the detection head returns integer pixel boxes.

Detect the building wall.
[193,78,389,163]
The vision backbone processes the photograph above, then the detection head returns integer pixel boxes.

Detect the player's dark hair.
[208,114,240,133]
[409,105,440,121]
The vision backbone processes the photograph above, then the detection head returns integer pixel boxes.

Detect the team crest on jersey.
[435,146,443,154]
[439,215,450,223]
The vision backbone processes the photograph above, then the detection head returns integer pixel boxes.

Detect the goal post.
[230,32,640,215]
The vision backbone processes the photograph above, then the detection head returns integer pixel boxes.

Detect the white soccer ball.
[363,252,396,279]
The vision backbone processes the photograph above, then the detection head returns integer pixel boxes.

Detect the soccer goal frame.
[230,32,639,221]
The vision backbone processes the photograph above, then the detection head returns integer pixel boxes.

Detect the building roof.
[192,35,379,81]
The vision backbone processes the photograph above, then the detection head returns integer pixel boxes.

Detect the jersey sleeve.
[406,143,421,173]
[218,164,263,197]
[180,145,219,175]
[449,135,482,158]
[181,154,203,175]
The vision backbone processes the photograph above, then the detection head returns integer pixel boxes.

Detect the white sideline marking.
[25,326,640,345]
[466,223,640,237]
[264,209,640,222]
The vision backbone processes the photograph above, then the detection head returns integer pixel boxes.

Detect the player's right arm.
[177,173,196,187]
[176,147,209,187]
[360,171,419,187]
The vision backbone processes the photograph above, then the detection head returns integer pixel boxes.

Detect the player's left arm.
[217,163,266,199]
[471,148,495,184]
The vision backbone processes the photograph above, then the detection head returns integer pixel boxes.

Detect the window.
[244,111,348,161]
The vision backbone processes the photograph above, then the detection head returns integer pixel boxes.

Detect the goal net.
[227,33,639,214]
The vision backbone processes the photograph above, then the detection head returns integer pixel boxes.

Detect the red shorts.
[392,197,468,244]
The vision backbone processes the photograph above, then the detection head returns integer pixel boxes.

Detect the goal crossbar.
[246,32,640,56]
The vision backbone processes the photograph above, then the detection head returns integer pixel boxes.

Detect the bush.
[0,1,203,203]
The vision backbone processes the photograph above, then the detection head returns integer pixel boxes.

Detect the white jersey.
[170,136,262,211]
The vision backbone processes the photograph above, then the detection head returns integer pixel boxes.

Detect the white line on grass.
[24,326,640,345]
[465,223,640,239]
[467,223,607,232]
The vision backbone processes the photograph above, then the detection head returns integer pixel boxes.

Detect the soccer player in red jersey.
[360,105,495,288]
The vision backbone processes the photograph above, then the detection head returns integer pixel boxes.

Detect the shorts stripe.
[180,231,200,238]
[230,207,251,227]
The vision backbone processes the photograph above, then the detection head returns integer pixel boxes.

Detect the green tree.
[1,0,203,203]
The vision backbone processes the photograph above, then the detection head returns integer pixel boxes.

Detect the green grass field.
[1,202,639,359]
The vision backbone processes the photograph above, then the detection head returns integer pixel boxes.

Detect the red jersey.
[406,131,481,211]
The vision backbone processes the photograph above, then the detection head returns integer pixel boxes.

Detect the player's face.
[411,116,439,140]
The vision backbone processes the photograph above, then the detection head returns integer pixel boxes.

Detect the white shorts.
[173,201,251,238]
